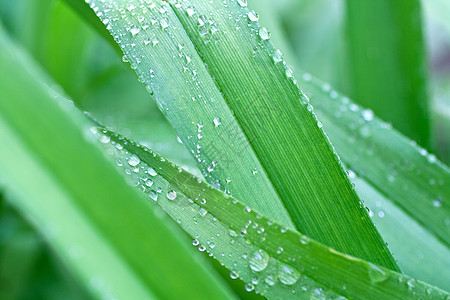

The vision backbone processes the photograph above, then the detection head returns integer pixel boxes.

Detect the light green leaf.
[95,126,449,299]
[300,73,450,290]
[0,25,235,300]
[83,0,398,270]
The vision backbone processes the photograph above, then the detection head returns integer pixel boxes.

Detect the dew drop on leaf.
[278,263,300,285]
[362,109,374,121]
[237,0,248,7]
[230,271,239,280]
[186,6,196,16]
[258,27,270,40]
[147,167,158,176]
[128,155,140,167]
[130,27,140,36]
[247,10,259,22]
[367,263,389,283]
[213,117,221,126]
[160,18,169,29]
[167,190,177,200]
[244,283,254,292]
[249,249,270,272]
[264,274,276,286]
[272,49,283,63]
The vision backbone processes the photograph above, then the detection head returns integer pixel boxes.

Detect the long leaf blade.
[96,126,450,299]
[0,26,235,300]
[84,0,399,270]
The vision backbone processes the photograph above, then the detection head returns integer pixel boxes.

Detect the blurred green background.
[0,0,448,298]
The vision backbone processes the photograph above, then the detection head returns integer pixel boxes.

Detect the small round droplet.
[248,10,259,22]
[237,0,248,7]
[249,249,270,272]
[213,117,221,126]
[362,109,374,121]
[147,168,158,176]
[272,49,283,63]
[128,155,140,167]
[367,263,389,283]
[264,275,276,286]
[167,190,177,200]
[186,6,196,16]
[244,283,254,292]
[258,27,270,40]
[99,135,110,144]
[230,271,239,279]
[198,15,207,26]
[160,18,170,29]
[130,27,140,36]
[198,208,208,216]
[278,263,300,285]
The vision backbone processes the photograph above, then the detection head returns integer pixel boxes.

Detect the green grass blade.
[345,0,431,148]
[0,27,235,300]
[83,0,399,270]
[301,74,450,290]
[302,75,450,248]
[95,126,450,299]
[248,4,450,288]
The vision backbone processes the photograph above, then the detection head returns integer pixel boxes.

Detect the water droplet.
[248,10,259,22]
[213,117,221,126]
[278,263,300,285]
[160,18,169,29]
[186,6,196,16]
[407,278,415,290]
[99,135,110,144]
[237,0,248,7]
[272,49,283,63]
[128,155,140,167]
[265,274,276,286]
[258,27,270,40]
[244,283,254,292]
[149,190,158,201]
[230,271,239,279]
[130,27,140,36]
[167,190,177,200]
[198,208,208,216]
[433,200,442,207]
[147,168,158,176]
[367,263,389,283]
[285,67,293,78]
[249,249,270,272]
[362,109,374,121]
[145,180,153,187]
[198,15,207,26]
[192,239,199,246]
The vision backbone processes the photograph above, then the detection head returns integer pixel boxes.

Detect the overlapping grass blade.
[80,0,398,269]
[302,74,450,290]
[245,2,450,289]
[94,126,449,299]
[345,0,430,148]
[0,26,235,300]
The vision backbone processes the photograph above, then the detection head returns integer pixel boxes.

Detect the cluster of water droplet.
[91,126,352,297]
